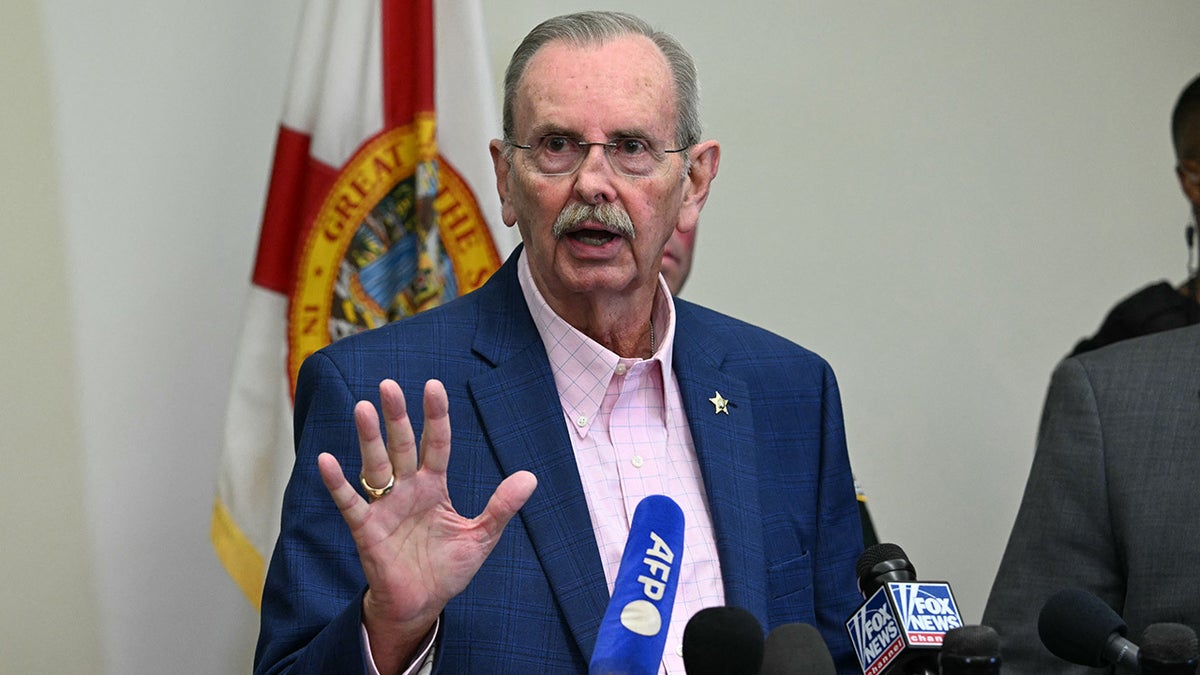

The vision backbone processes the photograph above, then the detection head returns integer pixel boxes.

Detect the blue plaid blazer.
[255,248,864,674]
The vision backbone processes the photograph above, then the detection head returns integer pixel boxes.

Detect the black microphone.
[857,542,918,598]
[590,495,685,675]
[938,625,1001,674]
[681,606,764,675]
[1037,588,1139,671]
[1140,623,1199,674]
[760,623,835,675]
[844,543,963,675]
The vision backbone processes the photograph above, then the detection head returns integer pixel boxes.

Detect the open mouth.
[566,228,621,246]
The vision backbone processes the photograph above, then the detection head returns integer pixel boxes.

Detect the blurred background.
[4,1,1198,672]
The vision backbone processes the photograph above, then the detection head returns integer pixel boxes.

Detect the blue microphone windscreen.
[590,495,686,675]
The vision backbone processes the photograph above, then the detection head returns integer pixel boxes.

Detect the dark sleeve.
[812,361,870,675]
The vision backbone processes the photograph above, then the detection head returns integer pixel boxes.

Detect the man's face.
[491,35,715,309]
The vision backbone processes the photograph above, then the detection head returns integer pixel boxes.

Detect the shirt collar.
[516,249,677,437]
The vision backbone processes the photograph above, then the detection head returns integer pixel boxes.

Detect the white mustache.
[552,202,635,240]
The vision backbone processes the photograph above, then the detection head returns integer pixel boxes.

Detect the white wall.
[0,1,102,672]
[6,1,1198,672]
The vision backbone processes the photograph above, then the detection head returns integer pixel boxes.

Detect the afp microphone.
[844,543,964,675]
[590,495,685,675]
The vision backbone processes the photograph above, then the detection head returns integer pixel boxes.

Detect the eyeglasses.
[506,135,688,178]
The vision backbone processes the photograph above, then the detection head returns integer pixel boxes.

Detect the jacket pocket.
[767,550,815,622]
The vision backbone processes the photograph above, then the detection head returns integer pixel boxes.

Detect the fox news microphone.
[857,543,918,597]
[680,606,763,674]
[1038,588,1139,671]
[760,623,836,675]
[844,543,964,675]
[1138,623,1199,674]
[589,495,685,675]
[938,625,1001,674]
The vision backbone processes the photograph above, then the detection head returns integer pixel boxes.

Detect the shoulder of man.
[1070,280,1194,356]
[1069,321,1200,378]
[673,298,837,385]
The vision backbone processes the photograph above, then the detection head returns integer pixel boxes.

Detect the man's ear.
[677,140,720,233]
[490,139,519,227]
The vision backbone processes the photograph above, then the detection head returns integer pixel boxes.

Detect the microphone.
[938,625,1001,674]
[590,495,686,675]
[1037,588,1138,670]
[844,543,963,675]
[857,543,918,597]
[680,606,764,674]
[760,622,836,675]
[1139,623,1199,674]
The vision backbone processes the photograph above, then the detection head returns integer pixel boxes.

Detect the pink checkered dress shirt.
[518,252,725,674]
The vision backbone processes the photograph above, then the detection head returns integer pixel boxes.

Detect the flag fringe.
[211,498,266,610]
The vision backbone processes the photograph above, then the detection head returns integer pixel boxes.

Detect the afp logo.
[618,530,676,637]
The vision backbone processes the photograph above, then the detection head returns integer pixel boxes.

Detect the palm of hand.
[316,378,537,641]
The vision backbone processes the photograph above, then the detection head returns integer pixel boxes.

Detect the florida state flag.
[211,0,513,608]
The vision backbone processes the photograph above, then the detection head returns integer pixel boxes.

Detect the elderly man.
[255,11,863,674]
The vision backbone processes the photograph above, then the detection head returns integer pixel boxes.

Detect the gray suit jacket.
[983,323,1200,673]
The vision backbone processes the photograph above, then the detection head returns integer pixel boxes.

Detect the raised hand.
[316,378,538,673]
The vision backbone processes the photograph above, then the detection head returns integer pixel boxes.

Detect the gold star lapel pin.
[709,391,730,415]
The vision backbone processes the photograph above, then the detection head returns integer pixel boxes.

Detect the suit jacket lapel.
[461,265,768,655]
[673,305,768,626]
[466,263,609,660]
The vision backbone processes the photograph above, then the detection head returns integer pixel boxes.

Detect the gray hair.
[501,11,702,150]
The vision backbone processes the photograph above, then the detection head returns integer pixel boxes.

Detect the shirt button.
[576,415,587,427]
[631,455,644,468]
[675,644,684,657]
[615,363,628,375]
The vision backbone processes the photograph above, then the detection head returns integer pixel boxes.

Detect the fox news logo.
[889,582,962,644]
[846,582,964,674]
[846,588,904,674]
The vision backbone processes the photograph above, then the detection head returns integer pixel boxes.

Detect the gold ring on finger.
[359,472,395,501]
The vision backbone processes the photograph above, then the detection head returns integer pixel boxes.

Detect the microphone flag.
[845,581,963,674]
